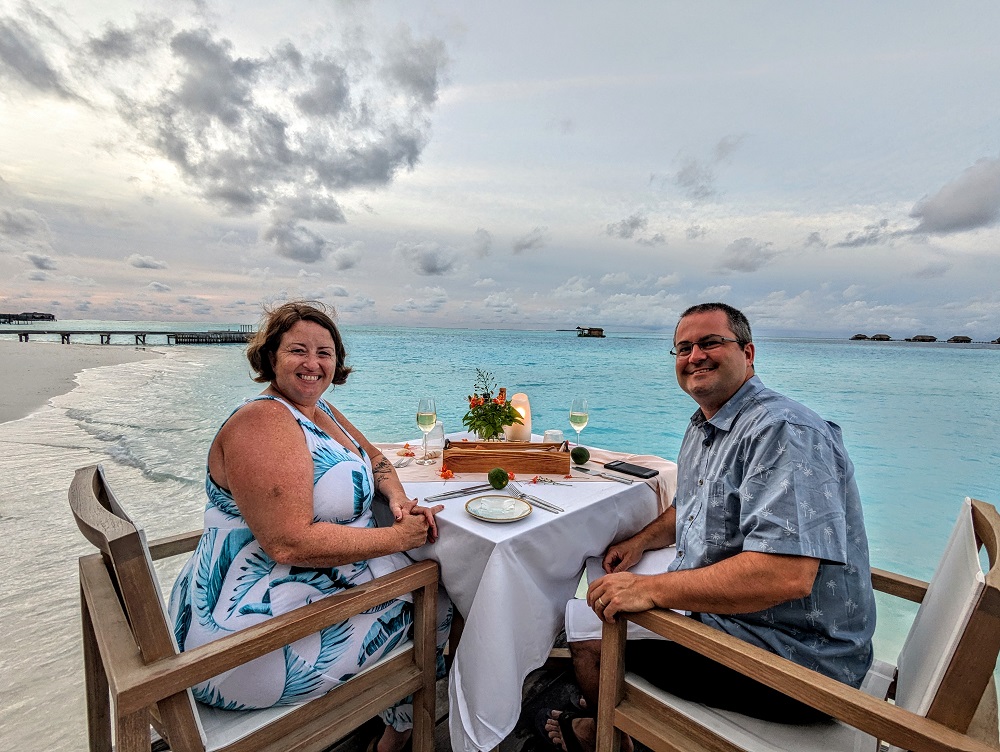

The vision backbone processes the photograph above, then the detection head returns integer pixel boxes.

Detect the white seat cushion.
[625,672,880,752]
[197,642,413,751]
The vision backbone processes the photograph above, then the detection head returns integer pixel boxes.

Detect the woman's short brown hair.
[246,301,353,385]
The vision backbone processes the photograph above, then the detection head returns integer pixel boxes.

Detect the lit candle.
[505,392,532,441]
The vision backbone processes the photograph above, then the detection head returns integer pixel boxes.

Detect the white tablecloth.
[406,475,666,751]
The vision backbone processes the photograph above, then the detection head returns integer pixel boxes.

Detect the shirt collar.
[688,375,764,432]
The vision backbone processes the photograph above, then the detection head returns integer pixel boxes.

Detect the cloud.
[600,272,632,286]
[911,261,951,279]
[834,219,895,248]
[686,224,707,240]
[606,212,647,239]
[655,273,680,287]
[329,241,362,270]
[27,270,48,281]
[146,281,171,291]
[717,237,776,273]
[392,286,448,313]
[699,284,733,299]
[804,231,826,248]
[327,285,349,297]
[470,227,492,257]
[910,157,1000,234]
[24,252,56,269]
[0,16,79,99]
[340,295,375,312]
[670,135,745,201]
[262,219,329,263]
[0,207,48,239]
[66,276,98,286]
[636,232,665,246]
[395,240,457,275]
[512,226,548,253]
[482,292,518,315]
[473,277,495,287]
[380,26,449,107]
[7,9,448,262]
[126,253,168,269]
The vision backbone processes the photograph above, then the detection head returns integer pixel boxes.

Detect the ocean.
[1,323,998,751]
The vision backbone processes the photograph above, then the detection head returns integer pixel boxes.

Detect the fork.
[505,483,563,513]
[393,456,413,468]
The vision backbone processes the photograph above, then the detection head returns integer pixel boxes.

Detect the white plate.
[465,494,532,522]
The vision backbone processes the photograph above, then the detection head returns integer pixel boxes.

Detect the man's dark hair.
[675,302,752,345]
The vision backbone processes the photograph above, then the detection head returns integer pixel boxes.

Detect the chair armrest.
[147,530,202,560]
[616,609,994,752]
[871,566,928,603]
[80,553,439,717]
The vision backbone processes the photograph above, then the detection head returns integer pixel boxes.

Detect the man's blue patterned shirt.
[669,376,876,686]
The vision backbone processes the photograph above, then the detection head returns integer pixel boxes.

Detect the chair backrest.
[69,464,206,751]
[894,497,1000,733]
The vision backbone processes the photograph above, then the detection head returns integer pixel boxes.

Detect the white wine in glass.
[415,397,437,465]
[569,397,589,446]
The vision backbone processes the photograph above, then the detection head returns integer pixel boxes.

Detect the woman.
[168,301,451,752]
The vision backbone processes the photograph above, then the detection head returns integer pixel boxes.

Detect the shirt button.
[687,515,694,521]
[698,479,704,486]
[677,551,683,557]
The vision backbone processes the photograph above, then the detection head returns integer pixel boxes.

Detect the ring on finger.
[597,597,606,608]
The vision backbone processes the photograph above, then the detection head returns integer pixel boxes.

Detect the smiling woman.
[165,300,453,752]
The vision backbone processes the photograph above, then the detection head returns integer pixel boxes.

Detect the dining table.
[390,436,678,752]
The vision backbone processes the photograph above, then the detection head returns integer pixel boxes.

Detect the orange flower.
[531,475,540,484]
[439,468,454,479]
[564,474,573,479]
[507,472,516,480]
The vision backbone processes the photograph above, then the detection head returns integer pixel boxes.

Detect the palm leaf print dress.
[168,396,451,730]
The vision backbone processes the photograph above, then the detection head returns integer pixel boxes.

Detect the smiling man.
[542,302,876,752]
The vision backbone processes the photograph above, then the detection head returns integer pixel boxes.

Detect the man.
[544,302,876,752]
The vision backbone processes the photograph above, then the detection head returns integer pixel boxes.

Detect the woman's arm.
[325,402,442,540]
[216,400,432,567]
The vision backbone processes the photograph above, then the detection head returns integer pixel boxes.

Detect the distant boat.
[576,327,606,338]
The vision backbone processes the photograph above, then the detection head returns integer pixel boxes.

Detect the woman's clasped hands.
[389,495,445,547]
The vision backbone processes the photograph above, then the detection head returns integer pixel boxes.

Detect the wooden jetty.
[12,326,254,345]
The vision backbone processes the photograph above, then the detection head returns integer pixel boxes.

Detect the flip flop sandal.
[534,708,586,752]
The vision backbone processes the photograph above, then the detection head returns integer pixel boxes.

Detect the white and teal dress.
[168,396,451,730]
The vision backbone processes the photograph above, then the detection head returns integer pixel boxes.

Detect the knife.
[574,466,634,484]
[423,484,495,502]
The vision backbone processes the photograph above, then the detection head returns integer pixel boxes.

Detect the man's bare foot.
[376,725,411,752]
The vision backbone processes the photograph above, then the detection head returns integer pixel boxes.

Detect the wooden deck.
[10,328,253,344]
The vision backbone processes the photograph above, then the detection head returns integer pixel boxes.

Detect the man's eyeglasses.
[670,335,743,358]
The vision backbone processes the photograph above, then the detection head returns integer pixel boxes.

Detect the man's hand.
[588,572,657,622]
[602,536,646,573]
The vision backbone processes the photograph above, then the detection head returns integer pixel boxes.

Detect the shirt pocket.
[704,480,741,551]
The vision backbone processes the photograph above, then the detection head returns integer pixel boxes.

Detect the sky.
[1,1,999,337]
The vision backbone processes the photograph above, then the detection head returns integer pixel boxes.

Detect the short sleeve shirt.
[669,376,876,687]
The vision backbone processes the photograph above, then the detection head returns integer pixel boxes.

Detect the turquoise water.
[1,324,998,750]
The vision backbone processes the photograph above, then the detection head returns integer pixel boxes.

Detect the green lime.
[488,467,510,489]
[570,446,591,465]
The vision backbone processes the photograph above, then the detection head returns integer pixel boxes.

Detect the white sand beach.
[0,340,162,423]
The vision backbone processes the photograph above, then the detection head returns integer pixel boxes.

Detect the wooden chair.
[70,464,439,752]
[596,497,1000,752]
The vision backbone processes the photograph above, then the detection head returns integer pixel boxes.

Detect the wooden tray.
[442,440,570,474]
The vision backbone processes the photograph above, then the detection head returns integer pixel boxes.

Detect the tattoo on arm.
[372,456,392,484]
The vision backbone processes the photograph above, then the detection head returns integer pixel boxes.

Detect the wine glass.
[415,397,437,465]
[569,397,589,446]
